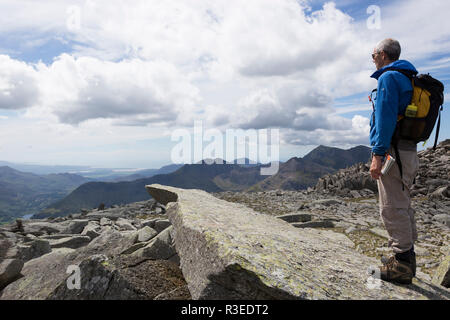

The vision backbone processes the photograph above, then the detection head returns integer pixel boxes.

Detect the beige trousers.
[377,146,419,254]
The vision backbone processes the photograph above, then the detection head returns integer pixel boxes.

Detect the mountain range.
[0,167,91,224]
[34,145,371,219]
[0,163,183,224]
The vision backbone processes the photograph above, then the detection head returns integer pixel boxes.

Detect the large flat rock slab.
[146,184,450,300]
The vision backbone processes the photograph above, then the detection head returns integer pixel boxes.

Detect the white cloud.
[24,54,201,125]
[282,114,370,146]
[0,0,449,166]
[0,55,39,110]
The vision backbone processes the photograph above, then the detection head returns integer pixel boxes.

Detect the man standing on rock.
[369,38,419,284]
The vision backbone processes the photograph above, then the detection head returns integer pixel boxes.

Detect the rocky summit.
[0,200,190,299]
[0,142,449,299]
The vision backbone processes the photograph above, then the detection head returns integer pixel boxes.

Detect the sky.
[0,0,449,169]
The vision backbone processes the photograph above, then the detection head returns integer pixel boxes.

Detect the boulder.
[0,248,76,299]
[61,220,89,234]
[47,254,188,300]
[22,221,64,236]
[136,226,158,243]
[131,226,177,260]
[79,228,138,257]
[141,218,159,229]
[153,219,171,233]
[432,256,450,288]
[81,222,101,240]
[49,236,92,249]
[429,186,449,199]
[115,218,136,231]
[99,217,113,226]
[15,239,52,262]
[350,190,361,198]
[0,259,24,291]
[0,227,141,300]
[146,184,449,300]
[0,238,14,259]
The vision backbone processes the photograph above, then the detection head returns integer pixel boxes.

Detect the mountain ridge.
[36,145,371,218]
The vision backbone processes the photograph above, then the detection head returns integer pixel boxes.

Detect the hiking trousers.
[377,145,419,254]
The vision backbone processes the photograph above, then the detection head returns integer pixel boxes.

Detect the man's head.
[372,38,401,70]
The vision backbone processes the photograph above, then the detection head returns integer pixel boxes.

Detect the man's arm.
[372,72,400,156]
[370,72,400,179]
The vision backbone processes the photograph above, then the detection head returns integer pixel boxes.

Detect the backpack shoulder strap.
[381,67,416,79]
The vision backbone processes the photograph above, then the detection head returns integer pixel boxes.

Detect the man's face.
[372,48,384,70]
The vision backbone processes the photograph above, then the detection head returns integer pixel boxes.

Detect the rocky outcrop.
[47,254,186,300]
[314,139,450,199]
[0,200,189,300]
[1,179,449,300]
[146,184,449,300]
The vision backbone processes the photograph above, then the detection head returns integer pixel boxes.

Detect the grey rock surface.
[15,239,51,262]
[154,219,171,233]
[0,259,24,291]
[147,184,449,300]
[61,220,89,234]
[137,226,158,243]
[132,226,177,260]
[49,236,92,249]
[432,256,450,288]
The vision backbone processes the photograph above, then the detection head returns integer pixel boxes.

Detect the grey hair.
[375,38,401,61]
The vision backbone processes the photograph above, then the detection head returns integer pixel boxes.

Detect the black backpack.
[387,68,444,148]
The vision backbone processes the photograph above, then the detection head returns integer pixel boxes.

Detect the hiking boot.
[379,256,413,285]
[381,252,416,277]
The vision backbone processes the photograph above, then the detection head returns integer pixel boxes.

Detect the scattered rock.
[61,220,89,234]
[47,254,189,300]
[0,259,24,291]
[115,218,137,231]
[49,236,92,249]
[132,226,177,260]
[0,248,76,299]
[432,214,450,228]
[22,222,64,236]
[99,217,112,226]
[15,239,52,262]
[153,219,171,233]
[81,222,101,240]
[147,184,449,300]
[137,226,158,243]
[311,199,342,207]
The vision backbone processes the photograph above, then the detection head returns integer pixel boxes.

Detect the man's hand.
[370,155,383,180]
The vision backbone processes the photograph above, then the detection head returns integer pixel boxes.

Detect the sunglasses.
[372,52,381,59]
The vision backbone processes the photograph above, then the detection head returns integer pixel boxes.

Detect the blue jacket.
[369,60,418,155]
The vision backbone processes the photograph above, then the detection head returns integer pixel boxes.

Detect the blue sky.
[0,0,448,168]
